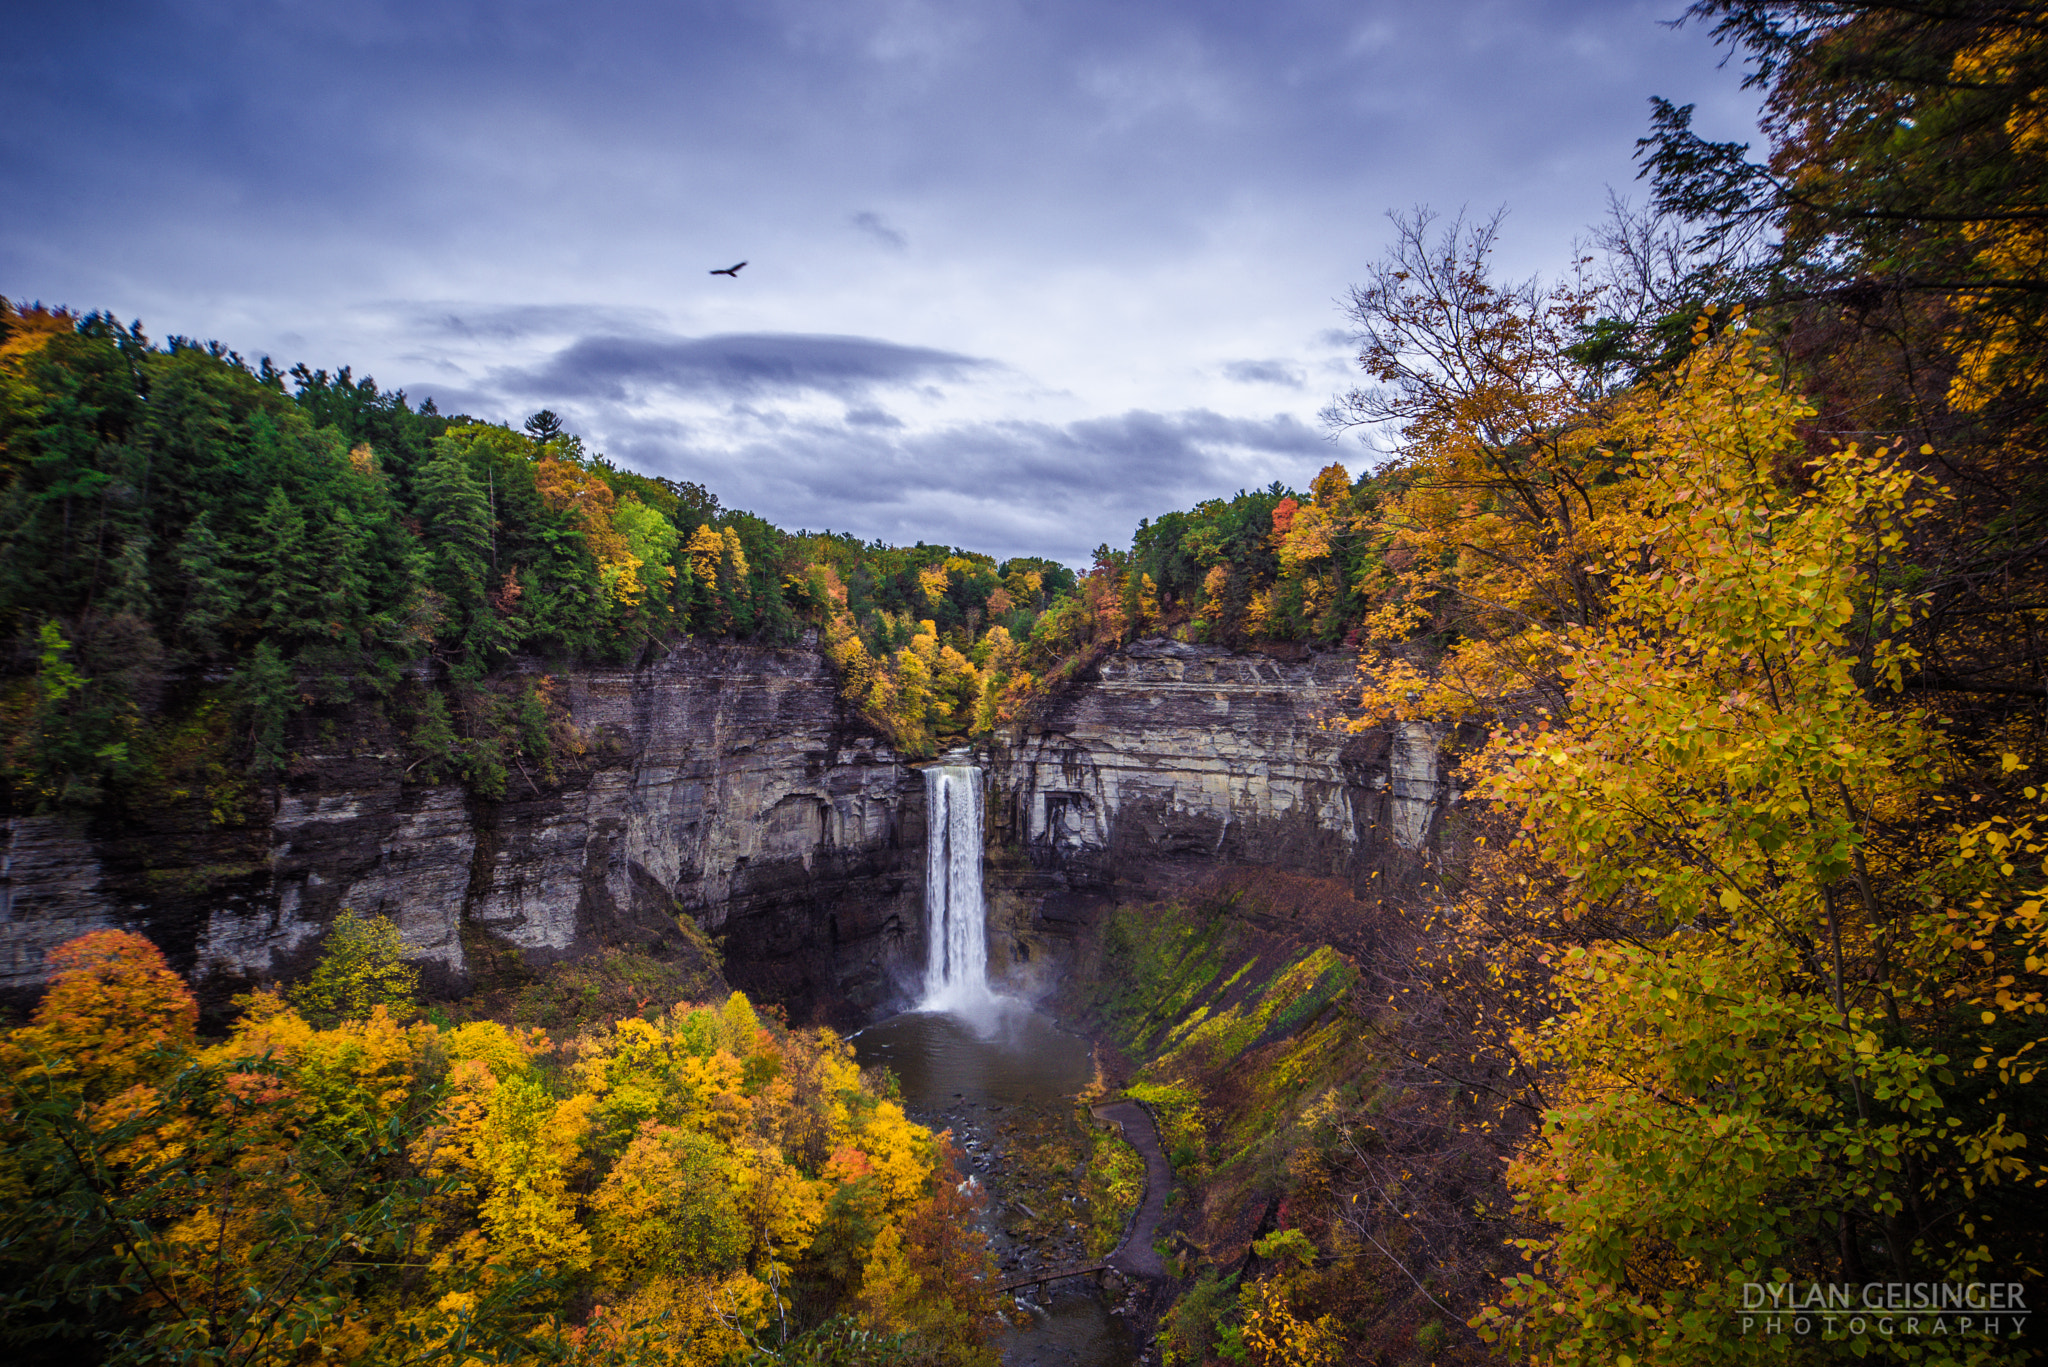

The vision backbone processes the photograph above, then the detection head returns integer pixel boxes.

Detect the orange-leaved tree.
[0,930,195,1098]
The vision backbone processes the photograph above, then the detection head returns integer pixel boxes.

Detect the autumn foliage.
[1378,327,2046,1363]
[0,931,196,1098]
[0,933,995,1367]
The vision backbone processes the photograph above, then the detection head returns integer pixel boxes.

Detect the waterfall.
[920,764,992,1013]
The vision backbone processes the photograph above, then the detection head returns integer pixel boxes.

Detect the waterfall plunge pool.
[849,760,1141,1366]
[851,1009,1141,1367]
[852,1002,1092,1106]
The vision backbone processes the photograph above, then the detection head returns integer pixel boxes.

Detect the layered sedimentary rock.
[2,636,1447,1024]
[977,639,1449,996]
[1,641,925,1022]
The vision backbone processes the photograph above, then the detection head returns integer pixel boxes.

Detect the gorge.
[0,633,1456,1363]
[0,636,1450,1020]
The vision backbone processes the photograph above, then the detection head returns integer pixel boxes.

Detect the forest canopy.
[0,928,999,1367]
[0,311,1087,802]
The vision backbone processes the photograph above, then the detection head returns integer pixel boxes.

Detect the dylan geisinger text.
[1738,1282,2029,1339]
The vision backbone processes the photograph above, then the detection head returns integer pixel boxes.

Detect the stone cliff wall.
[977,639,1449,998]
[0,641,927,1023]
[1,637,1448,1024]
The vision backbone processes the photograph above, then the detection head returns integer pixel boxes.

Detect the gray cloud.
[581,404,1329,563]
[850,211,908,250]
[495,332,992,403]
[417,303,666,342]
[3,1,1761,309]
[4,0,1767,566]
[1222,359,1305,387]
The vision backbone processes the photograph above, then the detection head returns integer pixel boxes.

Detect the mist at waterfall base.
[850,764,1139,1366]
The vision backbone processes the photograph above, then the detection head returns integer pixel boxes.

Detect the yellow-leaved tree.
[286,907,419,1026]
[1416,327,2048,1364]
[0,936,992,1366]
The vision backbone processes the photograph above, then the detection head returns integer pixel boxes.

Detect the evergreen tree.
[173,511,239,658]
[233,640,294,775]
[287,363,450,506]
[104,534,154,622]
[523,409,565,445]
[314,506,371,648]
[251,488,320,646]
[414,450,493,652]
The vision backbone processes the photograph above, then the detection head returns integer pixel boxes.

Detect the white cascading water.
[920,764,994,1014]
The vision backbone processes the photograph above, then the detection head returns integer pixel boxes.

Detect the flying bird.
[709,261,747,277]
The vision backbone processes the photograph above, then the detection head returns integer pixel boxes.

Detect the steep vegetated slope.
[1062,870,1523,1367]
[1102,323,2048,1366]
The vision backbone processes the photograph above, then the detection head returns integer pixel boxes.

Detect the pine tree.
[315,506,370,647]
[234,640,294,775]
[251,488,320,646]
[522,409,565,445]
[173,511,240,658]
[104,533,155,623]
[415,451,493,651]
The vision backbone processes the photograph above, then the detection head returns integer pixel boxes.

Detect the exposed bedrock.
[1,640,927,1024]
[976,639,1450,1000]
[0,637,1448,1024]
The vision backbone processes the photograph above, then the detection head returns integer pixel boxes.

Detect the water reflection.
[1005,1293,1135,1367]
[852,1003,1091,1105]
[852,1007,1138,1367]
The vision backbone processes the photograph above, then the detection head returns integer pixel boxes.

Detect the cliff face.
[1,637,1445,1023]
[977,639,1448,998]
[1,641,927,1023]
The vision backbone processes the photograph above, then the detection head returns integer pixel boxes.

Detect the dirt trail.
[1091,1100,1170,1278]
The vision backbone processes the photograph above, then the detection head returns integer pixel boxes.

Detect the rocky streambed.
[851,1006,1149,1366]
[932,1095,1134,1282]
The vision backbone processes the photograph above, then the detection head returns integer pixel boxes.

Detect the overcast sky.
[3,0,1762,564]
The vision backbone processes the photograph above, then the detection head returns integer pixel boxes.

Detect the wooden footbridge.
[995,1261,1113,1295]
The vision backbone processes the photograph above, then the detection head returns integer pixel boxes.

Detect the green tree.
[172,511,240,658]
[415,449,498,658]
[231,641,294,777]
[17,620,149,810]
[287,909,419,1027]
[105,534,155,622]
[251,488,321,647]
[312,506,371,651]
[523,409,565,445]
[0,311,147,635]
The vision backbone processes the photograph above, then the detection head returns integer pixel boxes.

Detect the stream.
[855,761,1143,1365]
[853,1003,1143,1367]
